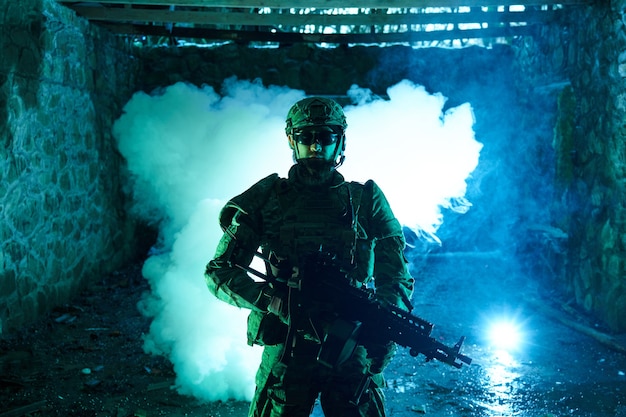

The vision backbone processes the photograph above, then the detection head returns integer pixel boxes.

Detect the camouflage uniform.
[205,97,414,417]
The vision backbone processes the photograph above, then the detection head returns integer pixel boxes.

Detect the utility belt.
[247,310,287,347]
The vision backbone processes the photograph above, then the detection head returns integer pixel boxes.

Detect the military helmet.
[285,97,347,168]
[285,97,347,134]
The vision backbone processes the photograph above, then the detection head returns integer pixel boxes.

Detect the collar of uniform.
[288,163,345,188]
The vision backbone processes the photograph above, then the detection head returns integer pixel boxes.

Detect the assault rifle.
[238,249,472,371]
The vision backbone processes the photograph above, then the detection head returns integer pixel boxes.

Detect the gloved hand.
[365,340,397,375]
[265,285,289,324]
[268,253,295,283]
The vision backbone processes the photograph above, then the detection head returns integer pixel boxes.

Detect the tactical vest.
[264,177,364,269]
[225,173,387,346]
[225,173,377,287]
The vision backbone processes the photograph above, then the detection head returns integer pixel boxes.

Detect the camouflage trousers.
[248,341,387,417]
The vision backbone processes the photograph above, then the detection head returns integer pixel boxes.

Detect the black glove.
[265,284,289,324]
[268,253,294,283]
[365,340,397,375]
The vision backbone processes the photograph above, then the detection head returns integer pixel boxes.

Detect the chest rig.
[267,178,363,269]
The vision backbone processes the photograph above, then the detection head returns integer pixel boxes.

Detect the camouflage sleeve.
[373,236,414,310]
[365,180,405,239]
[204,204,271,312]
[204,174,279,311]
[365,180,415,310]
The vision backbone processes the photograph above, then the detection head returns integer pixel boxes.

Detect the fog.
[112,77,482,401]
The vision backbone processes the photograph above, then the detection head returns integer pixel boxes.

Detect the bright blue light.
[487,318,524,351]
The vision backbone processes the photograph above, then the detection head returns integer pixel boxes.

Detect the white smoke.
[342,81,482,242]
[113,77,481,402]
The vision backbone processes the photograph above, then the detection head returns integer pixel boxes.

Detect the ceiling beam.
[58,0,591,8]
[58,0,583,43]
[102,21,537,42]
[70,6,564,26]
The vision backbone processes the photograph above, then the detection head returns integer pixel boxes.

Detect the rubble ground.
[2,255,626,417]
[0,262,248,417]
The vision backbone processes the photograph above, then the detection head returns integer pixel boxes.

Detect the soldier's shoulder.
[248,173,281,192]
[231,173,280,208]
[218,174,281,228]
[346,178,385,199]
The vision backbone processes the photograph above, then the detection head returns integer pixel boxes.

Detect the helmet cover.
[285,97,347,134]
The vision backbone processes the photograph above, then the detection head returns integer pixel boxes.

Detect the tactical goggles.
[293,129,339,146]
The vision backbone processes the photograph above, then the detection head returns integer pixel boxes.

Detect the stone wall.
[136,42,515,99]
[0,0,141,333]
[565,0,626,332]
[510,12,575,307]
[514,2,626,332]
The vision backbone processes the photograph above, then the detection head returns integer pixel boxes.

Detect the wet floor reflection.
[382,254,626,417]
[476,349,522,416]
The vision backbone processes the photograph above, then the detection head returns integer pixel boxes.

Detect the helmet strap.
[332,134,346,168]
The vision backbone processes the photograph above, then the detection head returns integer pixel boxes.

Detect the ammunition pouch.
[247,310,288,347]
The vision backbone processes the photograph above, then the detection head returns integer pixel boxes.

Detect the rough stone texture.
[566,1,626,332]
[136,42,515,98]
[510,12,575,312]
[514,2,626,332]
[0,0,141,333]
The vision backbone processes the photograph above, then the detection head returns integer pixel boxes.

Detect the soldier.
[205,97,414,417]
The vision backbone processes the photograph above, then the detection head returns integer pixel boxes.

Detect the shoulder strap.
[347,181,365,219]
[344,180,370,233]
